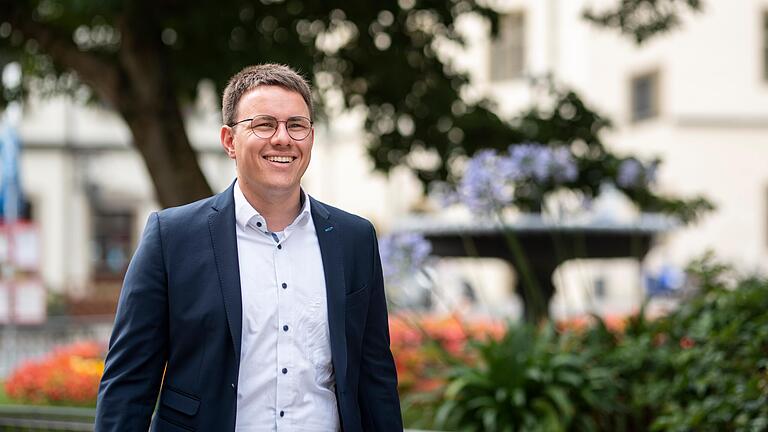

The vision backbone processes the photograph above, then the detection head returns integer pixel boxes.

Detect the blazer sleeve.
[95,212,169,432]
[358,222,404,431]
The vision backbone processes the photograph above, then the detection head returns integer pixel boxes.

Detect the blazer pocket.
[345,285,370,310]
[160,386,201,416]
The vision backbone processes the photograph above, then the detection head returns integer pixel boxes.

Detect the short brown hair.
[221,64,313,126]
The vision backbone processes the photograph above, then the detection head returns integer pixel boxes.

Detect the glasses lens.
[286,117,312,140]
[250,116,278,138]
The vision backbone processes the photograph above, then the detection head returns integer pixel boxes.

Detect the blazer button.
[231,383,235,389]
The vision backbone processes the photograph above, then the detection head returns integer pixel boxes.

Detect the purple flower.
[509,143,544,180]
[508,143,577,184]
[457,149,514,214]
[617,158,656,189]
[379,233,433,285]
[550,147,578,183]
[429,144,581,215]
[429,181,459,207]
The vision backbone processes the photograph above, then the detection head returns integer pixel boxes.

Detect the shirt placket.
[273,231,294,429]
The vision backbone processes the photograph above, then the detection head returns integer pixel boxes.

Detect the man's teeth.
[266,156,294,163]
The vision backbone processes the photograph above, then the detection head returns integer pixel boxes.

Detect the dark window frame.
[90,205,135,281]
[630,70,661,123]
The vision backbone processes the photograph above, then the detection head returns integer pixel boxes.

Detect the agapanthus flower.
[509,143,577,184]
[509,143,546,180]
[549,147,579,183]
[457,149,515,214]
[379,233,433,286]
[617,158,657,189]
[428,181,460,207]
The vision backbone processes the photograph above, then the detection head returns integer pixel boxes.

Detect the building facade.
[13,0,768,318]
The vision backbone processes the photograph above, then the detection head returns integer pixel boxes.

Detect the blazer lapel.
[208,183,243,366]
[310,197,348,392]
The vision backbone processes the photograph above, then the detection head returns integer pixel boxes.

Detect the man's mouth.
[264,156,296,164]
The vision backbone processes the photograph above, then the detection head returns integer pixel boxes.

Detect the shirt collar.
[233,180,311,231]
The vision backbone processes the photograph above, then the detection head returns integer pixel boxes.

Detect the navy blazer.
[95,183,403,431]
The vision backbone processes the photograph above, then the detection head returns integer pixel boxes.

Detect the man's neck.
[239,182,302,232]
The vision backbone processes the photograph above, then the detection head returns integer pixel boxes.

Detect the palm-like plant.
[436,325,616,431]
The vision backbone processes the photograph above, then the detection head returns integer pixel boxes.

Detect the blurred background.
[0,0,767,430]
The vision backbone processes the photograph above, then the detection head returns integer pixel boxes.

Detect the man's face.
[221,85,313,200]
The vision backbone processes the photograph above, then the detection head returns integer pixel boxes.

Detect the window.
[489,13,525,81]
[630,71,660,122]
[763,11,768,81]
[593,277,607,299]
[91,207,134,280]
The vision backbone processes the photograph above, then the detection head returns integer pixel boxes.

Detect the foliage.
[389,313,504,430]
[435,324,616,432]
[429,86,713,222]
[4,341,104,406]
[597,255,768,431]
[406,256,768,431]
[584,0,704,44]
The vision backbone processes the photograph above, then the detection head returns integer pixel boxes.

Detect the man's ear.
[220,125,236,159]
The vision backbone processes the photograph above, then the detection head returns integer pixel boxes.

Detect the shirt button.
[280,411,285,417]
[277,244,282,250]
[256,221,262,227]
[282,368,288,374]
[283,325,289,331]
[282,283,287,289]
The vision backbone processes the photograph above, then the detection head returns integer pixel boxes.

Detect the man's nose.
[271,123,292,144]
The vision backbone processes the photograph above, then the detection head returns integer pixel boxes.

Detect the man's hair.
[221,64,313,126]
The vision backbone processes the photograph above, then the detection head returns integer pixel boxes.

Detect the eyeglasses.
[229,115,313,140]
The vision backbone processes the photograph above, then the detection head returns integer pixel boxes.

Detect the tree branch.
[2,5,122,106]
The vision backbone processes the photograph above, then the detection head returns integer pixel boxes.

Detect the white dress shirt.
[233,181,339,432]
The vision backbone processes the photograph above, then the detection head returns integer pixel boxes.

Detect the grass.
[0,383,13,404]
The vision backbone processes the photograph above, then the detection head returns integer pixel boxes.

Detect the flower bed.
[390,314,504,393]
[4,341,104,406]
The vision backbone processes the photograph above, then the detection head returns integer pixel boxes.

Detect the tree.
[584,0,703,44]
[0,0,703,210]
[0,0,501,207]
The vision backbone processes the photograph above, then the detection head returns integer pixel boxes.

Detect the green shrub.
[423,255,768,431]
[435,325,617,431]
[601,256,768,431]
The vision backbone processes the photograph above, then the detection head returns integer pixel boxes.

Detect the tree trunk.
[119,97,213,208]
[112,10,213,208]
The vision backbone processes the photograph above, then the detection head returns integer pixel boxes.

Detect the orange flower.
[389,313,503,394]
[4,341,105,406]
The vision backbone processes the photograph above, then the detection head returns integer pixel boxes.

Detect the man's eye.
[253,122,276,129]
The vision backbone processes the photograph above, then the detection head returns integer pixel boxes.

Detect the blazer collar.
[208,181,243,366]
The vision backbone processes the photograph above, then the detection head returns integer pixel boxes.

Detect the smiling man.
[95,64,403,432]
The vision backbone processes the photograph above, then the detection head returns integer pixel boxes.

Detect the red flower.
[679,336,695,349]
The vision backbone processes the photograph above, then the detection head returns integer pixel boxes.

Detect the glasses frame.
[229,115,314,141]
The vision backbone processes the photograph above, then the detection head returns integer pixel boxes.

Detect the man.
[95,64,403,431]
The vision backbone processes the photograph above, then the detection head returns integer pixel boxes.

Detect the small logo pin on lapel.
[324,226,334,232]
